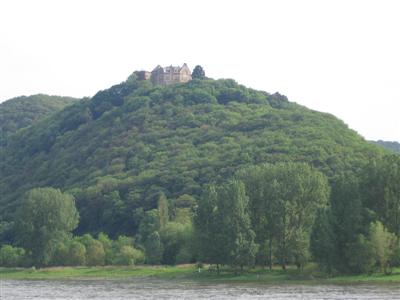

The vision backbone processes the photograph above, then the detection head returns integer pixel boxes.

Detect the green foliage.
[329,174,367,273]
[0,245,25,267]
[221,180,258,271]
[158,193,169,230]
[2,74,397,275]
[160,222,193,265]
[85,239,105,266]
[362,155,400,235]
[237,163,329,269]
[0,221,15,245]
[0,77,385,238]
[139,209,160,243]
[15,188,79,267]
[68,240,86,266]
[346,234,376,274]
[369,221,398,274]
[116,246,145,265]
[192,65,206,79]
[194,186,226,267]
[371,140,400,154]
[97,232,113,264]
[0,94,77,146]
[52,240,70,266]
[195,181,258,270]
[310,209,336,273]
[144,231,163,264]
[310,164,400,275]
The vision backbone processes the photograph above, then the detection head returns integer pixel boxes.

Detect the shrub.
[0,245,26,267]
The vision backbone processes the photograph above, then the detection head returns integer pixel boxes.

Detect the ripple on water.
[1,279,400,300]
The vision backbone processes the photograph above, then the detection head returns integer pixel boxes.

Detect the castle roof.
[151,65,163,72]
[165,65,181,73]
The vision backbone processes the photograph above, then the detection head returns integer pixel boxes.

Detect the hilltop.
[0,94,78,145]
[0,74,385,236]
[371,140,400,154]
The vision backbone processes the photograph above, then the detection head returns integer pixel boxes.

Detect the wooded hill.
[371,140,400,154]
[0,94,78,146]
[0,74,386,237]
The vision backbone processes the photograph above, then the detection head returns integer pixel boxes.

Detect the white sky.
[0,0,399,142]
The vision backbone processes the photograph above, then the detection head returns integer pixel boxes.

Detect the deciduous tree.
[15,187,79,267]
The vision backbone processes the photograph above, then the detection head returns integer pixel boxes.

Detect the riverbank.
[1,264,400,284]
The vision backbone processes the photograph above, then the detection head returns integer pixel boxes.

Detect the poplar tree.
[158,193,169,230]
[219,180,258,272]
[194,185,226,272]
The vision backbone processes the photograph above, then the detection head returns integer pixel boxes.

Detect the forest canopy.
[1,74,397,275]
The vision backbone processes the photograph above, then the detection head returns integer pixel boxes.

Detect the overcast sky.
[0,0,399,142]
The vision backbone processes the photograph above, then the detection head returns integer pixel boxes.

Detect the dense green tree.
[1,76,385,239]
[159,221,193,265]
[0,221,15,245]
[52,240,70,266]
[144,231,163,264]
[289,229,310,270]
[194,186,226,272]
[175,194,197,210]
[2,72,396,274]
[369,221,398,274]
[371,140,400,154]
[362,155,400,235]
[97,232,114,264]
[15,188,79,267]
[86,239,105,266]
[220,180,258,272]
[273,164,329,269]
[310,209,336,273]
[237,163,329,269]
[346,234,375,274]
[0,94,77,146]
[235,166,269,266]
[138,209,160,243]
[113,235,135,250]
[68,240,86,266]
[195,181,258,272]
[0,245,25,267]
[329,174,368,273]
[191,65,206,79]
[158,193,169,230]
[115,246,145,265]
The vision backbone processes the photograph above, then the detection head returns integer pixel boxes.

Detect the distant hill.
[0,94,78,145]
[0,76,386,236]
[371,140,400,154]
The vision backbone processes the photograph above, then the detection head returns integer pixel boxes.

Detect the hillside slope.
[0,94,78,145]
[371,140,400,154]
[0,76,385,236]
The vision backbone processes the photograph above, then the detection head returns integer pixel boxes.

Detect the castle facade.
[134,64,192,86]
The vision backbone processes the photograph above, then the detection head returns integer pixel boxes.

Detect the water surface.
[1,278,400,299]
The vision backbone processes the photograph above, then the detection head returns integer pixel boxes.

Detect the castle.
[134,64,192,86]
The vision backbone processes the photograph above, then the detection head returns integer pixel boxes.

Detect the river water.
[1,278,400,299]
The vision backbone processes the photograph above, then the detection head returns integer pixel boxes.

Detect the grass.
[0,265,192,280]
[1,264,400,284]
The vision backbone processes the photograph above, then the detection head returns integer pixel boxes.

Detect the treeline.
[1,188,193,268]
[0,234,144,268]
[1,156,399,275]
[0,74,385,228]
